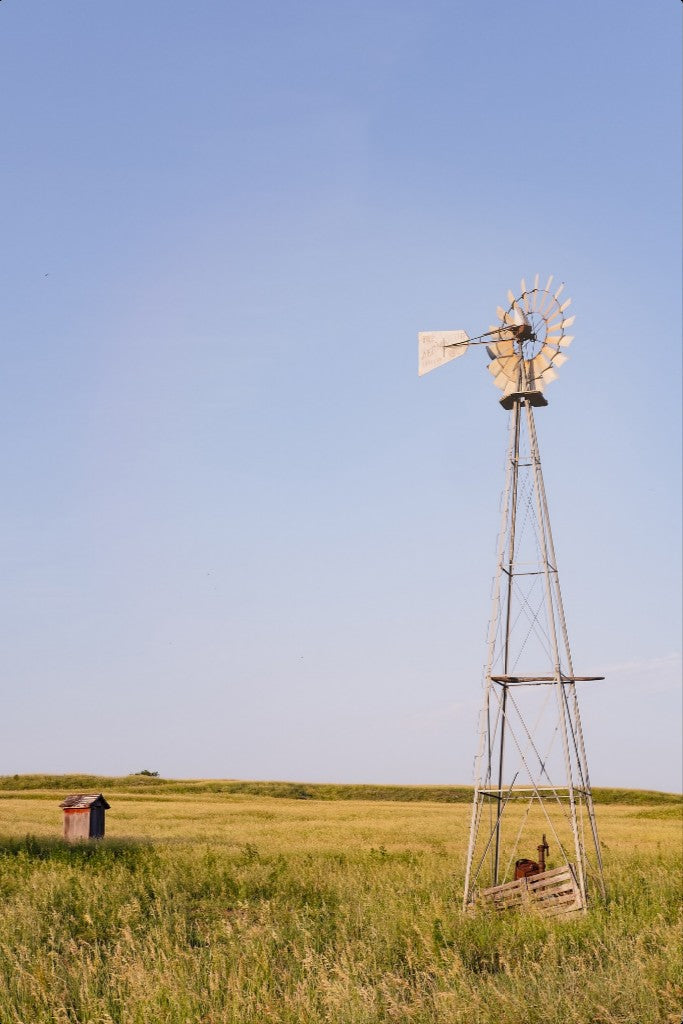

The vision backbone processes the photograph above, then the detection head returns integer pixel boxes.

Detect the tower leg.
[525,405,606,900]
[463,402,518,907]
[524,399,587,906]
[493,399,522,884]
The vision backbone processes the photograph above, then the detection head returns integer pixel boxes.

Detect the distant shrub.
[131,770,160,777]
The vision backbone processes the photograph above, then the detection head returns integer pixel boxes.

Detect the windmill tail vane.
[419,277,605,918]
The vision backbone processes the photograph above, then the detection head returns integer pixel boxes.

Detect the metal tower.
[419,276,605,914]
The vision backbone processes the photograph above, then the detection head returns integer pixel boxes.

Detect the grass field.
[0,778,680,1024]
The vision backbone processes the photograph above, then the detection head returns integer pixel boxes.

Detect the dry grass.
[0,789,679,1023]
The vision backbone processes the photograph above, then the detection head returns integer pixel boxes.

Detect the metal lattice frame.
[462,392,605,909]
[419,277,605,912]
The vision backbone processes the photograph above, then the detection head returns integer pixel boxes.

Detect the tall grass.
[0,792,679,1023]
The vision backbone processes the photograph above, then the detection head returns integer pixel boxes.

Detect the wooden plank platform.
[477,864,584,918]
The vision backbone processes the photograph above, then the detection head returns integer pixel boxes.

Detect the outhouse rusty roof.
[59,793,110,810]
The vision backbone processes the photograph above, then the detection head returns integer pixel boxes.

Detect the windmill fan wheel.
[486,275,575,398]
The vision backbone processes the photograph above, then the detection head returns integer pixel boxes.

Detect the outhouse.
[59,793,110,840]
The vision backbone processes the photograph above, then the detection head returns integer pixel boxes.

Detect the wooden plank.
[528,873,573,889]
[491,895,524,908]
[487,889,524,902]
[530,880,575,894]
[528,873,574,890]
[480,878,525,897]
[529,880,575,897]
[526,864,574,883]
[540,892,582,906]
[528,875,574,891]
[535,894,578,909]
[481,893,522,905]
[533,891,581,908]
[535,883,579,899]
[532,883,583,918]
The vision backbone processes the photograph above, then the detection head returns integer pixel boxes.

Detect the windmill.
[419,276,605,915]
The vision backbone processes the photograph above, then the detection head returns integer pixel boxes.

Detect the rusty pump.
[514,834,550,881]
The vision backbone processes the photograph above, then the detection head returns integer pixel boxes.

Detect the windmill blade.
[538,349,568,370]
[557,335,574,348]
[497,354,521,381]
[533,273,540,291]
[418,330,469,376]
[495,330,516,347]
[553,283,565,300]
[487,327,516,359]
[497,337,516,356]
[488,357,521,384]
[496,306,507,321]
[541,366,559,385]
[486,344,501,360]
[521,279,531,314]
[507,289,516,306]
[536,284,555,318]
[510,298,528,327]
[529,355,549,380]
[546,309,574,332]
[488,353,520,382]
[488,338,516,359]
[559,298,572,313]
[502,378,518,397]
[514,297,529,321]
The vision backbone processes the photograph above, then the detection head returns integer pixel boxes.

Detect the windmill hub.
[510,323,534,342]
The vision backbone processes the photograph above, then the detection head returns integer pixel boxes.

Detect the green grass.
[0,784,679,1023]
[0,774,679,804]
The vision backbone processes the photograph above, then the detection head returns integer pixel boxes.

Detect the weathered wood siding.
[63,809,90,841]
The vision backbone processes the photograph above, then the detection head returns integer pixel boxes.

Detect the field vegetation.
[0,777,679,1023]
[0,773,679,805]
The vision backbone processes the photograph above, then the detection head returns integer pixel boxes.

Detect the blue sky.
[0,0,680,790]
